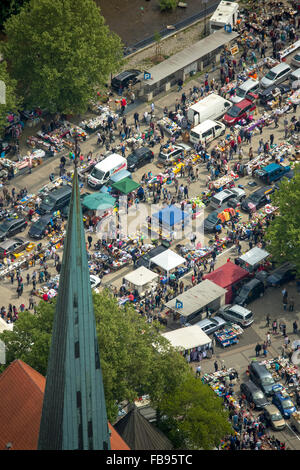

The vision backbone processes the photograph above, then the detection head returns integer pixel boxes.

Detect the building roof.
[139,30,239,87]
[238,247,270,267]
[203,261,249,288]
[165,279,227,317]
[38,167,111,450]
[162,325,212,351]
[0,359,129,450]
[149,249,186,273]
[0,360,45,450]
[124,266,159,287]
[114,406,172,450]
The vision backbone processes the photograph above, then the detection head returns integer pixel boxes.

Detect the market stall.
[203,261,249,303]
[237,246,270,273]
[149,249,186,276]
[214,323,244,348]
[165,279,227,324]
[123,266,159,295]
[161,325,212,361]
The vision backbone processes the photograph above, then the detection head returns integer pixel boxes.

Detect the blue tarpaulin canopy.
[152,205,190,228]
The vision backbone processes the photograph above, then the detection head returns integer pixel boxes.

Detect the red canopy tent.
[203,261,249,303]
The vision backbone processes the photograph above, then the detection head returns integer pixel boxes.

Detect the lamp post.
[203,0,208,37]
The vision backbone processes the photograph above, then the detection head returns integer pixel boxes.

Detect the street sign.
[144,72,151,80]
[175,299,183,309]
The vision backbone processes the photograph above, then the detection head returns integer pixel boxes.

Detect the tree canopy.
[0,61,22,137]
[157,375,233,449]
[264,170,300,273]
[0,290,232,448]
[1,0,123,114]
[0,0,28,30]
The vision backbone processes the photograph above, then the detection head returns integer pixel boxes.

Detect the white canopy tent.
[124,266,159,294]
[162,325,212,352]
[149,249,185,275]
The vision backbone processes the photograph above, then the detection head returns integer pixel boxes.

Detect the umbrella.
[82,193,116,211]
[292,79,300,90]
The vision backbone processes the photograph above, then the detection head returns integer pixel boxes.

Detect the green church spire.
[38,168,110,450]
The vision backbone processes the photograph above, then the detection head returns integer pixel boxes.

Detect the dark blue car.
[266,262,296,287]
[272,393,296,419]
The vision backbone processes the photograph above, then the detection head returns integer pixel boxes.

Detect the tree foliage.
[264,170,300,273]
[159,0,179,11]
[157,375,233,450]
[0,290,232,448]
[0,291,190,421]
[1,0,123,114]
[0,61,21,137]
[0,0,28,30]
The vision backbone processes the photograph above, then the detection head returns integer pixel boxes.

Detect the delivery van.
[88,154,127,189]
[187,93,232,126]
[189,119,225,145]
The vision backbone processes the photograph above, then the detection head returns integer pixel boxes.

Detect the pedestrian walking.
[214,360,218,372]
[87,234,93,249]
[196,365,201,377]
[293,321,298,334]
[265,314,271,328]
[255,343,262,357]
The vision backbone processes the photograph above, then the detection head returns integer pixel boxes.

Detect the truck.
[186,93,232,127]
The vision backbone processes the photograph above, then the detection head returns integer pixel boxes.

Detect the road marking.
[286,423,300,440]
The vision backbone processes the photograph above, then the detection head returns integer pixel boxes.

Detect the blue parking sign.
[144,72,151,80]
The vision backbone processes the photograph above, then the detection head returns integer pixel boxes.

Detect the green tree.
[157,375,233,449]
[264,170,300,273]
[0,291,190,422]
[0,0,28,29]
[159,0,179,12]
[0,61,22,138]
[1,0,123,114]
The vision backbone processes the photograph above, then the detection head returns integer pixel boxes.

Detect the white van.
[218,304,254,327]
[187,93,232,126]
[88,154,127,189]
[189,119,225,145]
[289,67,300,87]
[230,78,260,104]
[260,63,292,89]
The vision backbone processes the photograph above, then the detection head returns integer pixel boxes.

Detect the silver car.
[260,63,291,89]
[194,316,226,335]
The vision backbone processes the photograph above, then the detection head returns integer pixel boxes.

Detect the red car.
[223,99,256,126]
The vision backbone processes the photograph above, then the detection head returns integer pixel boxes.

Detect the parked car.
[28,214,57,239]
[260,62,292,89]
[249,361,276,396]
[266,262,297,287]
[222,99,256,126]
[210,187,246,210]
[0,218,28,241]
[258,83,291,106]
[230,78,260,104]
[240,381,269,410]
[0,237,29,259]
[61,193,90,219]
[262,404,286,431]
[194,316,226,335]
[111,69,141,91]
[203,204,231,233]
[39,185,72,215]
[241,186,274,212]
[272,393,297,419]
[135,242,170,268]
[291,52,300,68]
[90,275,101,290]
[158,143,192,166]
[127,147,154,172]
[218,304,254,327]
[234,278,265,306]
